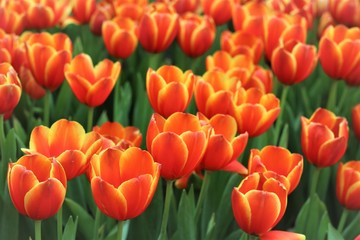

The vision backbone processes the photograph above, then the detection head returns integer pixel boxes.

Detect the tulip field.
[1,0,360,240]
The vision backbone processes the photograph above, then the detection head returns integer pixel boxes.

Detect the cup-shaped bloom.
[232,172,288,235]
[0,1,25,34]
[89,1,115,35]
[93,121,142,149]
[248,146,303,194]
[112,0,147,21]
[102,16,138,59]
[336,161,360,210]
[146,112,207,180]
[89,147,160,220]
[301,108,349,168]
[177,13,216,58]
[24,119,102,180]
[352,104,360,141]
[260,230,306,240]
[271,40,317,85]
[25,32,72,92]
[157,0,200,14]
[328,0,360,27]
[202,0,234,25]
[319,25,360,85]
[220,30,263,64]
[0,63,22,118]
[7,154,67,220]
[25,0,71,29]
[146,65,196,117]
[206,50,255,73]
[231,87,280,137]
[138,2,179,53]
[197,113,248,174]
[64,53,121,107]
[71,0,96,24]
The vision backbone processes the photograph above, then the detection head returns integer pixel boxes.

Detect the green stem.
[158,180,174,240]
[326,80,338,111]
[43,90,51,126]
[337,208,349,233]
[57,207,63,240]
[310,167,321,196]
[87,107,94,132]
[93,208,102,240]
[116,221,124,240]
[35,220,42,240]
[194,171,211,224]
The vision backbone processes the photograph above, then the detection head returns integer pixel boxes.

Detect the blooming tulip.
[157,0,200,14]
[112,0,147,21]
[260,230,306,240]
[0,1,25,34]
[89,147,160,220]
[7,154,67,220]
[248,146,303,194]
[24,119,102,180]
[137,2,179,53]
[147,112,207,180]
[232,172,288,235]
[271,40,317,85]
[336,161,360,210]
[0,63,22,119]
[146,65,196,117]
[328,0,360,27]
[71,0,96,24]
[177,13,216,58]
[202,0,235,25]
[352,104,360,141]
[301,108,349,168]
[89,1,115,35]
[206,50,255,73]
[64,53,121,107]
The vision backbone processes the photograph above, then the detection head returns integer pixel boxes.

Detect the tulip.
[232,172,288,235]
[64,53,121,107]
[25,32,72,92]
[102,16,138,59]
[157,0,201,14]
[0,1,25,34]
[24,119,102,180]
[137,2,179,53]
[336,161,360,210]
[271,40,317,85]
[202,0,234,25]
[206,50,255,73]
[71,0,96,24]
[301,108,349,168]
[248,146,303,194]
[112,0,147,21]
[328,0,360,27]
[177,13,216,58]
[7,154,67,220]
[352,104,360,141]
[0,63,22,118]
[147,112,207,180]
[146,65,196,117]
[89,1,115,35]
[89,147,160,220]
[260,230,306,240]
[318,25,360,85]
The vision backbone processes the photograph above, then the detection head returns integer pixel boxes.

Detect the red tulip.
[336,161,360,210]
[328,0,360,27]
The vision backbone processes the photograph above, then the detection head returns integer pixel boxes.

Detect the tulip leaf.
[113,81,132,126]
[343,211,360,240]
[54,81,74,120]
[277,123,289,148]
[64,198,94,240]
[12,118,27,149]
[62,216,78,240]
[0,187,19,240]
[224,229,244,240]
[327,223,344,240]
[204,213,216,240]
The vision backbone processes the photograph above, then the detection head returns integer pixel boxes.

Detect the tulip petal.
[318,137,347,167]
[202,135,233,170]
[45,50,71,91]
[164,112,202,134]
[29,126,51,156]
[157,82,189,117]
[232,189,251,233]
[260,230,306,240]
[180,131,206,175]
[56,150,87,180]
[345,181,360,209]
[319,38,342,79]
[87,77,116,106]
[271,47,297,84]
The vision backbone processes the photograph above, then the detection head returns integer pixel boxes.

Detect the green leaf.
[0,186,19,240]
[278,123,289,148]
[62,216,78,240]
[64,198,94,240]
[204,213,216,240]
[343,211,360,240]
[12,118,27,149]
[113,81,132,125]
[54,81,74,120]
[327,223,344,240]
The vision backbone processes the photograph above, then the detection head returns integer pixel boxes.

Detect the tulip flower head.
[301,108,349,168]
[202,0,235,26]
[7,154,67,220]
[71,0,96,24]
[328,0,360,27]
[89,147,160,220]
[336,161,360,210]
[352,103,360,141]
[0,0,26,34]
[260,230,306,240]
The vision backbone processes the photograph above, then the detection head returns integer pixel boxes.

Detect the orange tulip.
[197,113,248,174]
[0,1,25,34]
[248,146,303,194]
[71,0,96,24]
[328,0,360,27]
[93,121,142,149]
[112,0,147,21]
[336,161,360,210]
[202,0,235,25]
[220,30,263,64]
[157,0,200,14]
[64,53,121,107]
[231,87,280,137]
[0,63,22,119]
[146,65,196,117]
[271,40,317,85]
[89,1,115,35]
[232,172,288,235]
[137,2,179,53]
[102,16,138,59]
[25,0,71,29]
[146,112,207,180]
[246,66,273,93]
[177,13,216,58]
[352,103,360,141]
[301,108,349,168]
[25,32,72,92]
[317,12,335,39]
[260,230,306,240]
[206,50,255,73]
[7,154,67,220]
[89,147,160,220]
[24,119,102,180]
[319,25,360,85]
